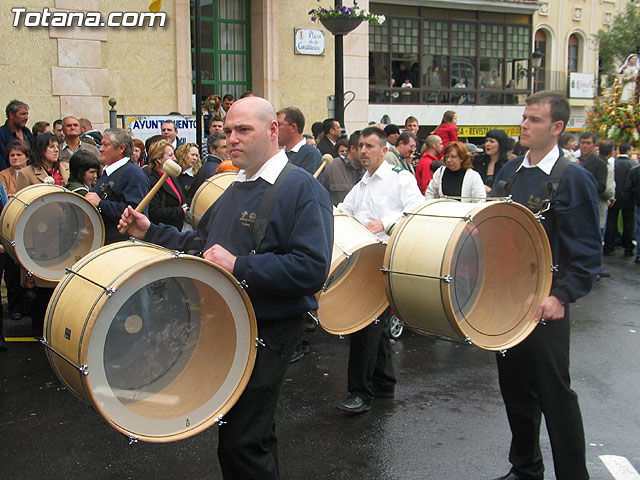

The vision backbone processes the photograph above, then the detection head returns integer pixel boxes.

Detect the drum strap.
[495,154,571,209]
[251,162,296,252]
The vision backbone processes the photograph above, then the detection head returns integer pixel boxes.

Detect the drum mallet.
[118,158,182,234]
[313,154,334,179]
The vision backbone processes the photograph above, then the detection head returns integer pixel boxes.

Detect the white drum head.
[84,259,255,441]
[14,191,103,281]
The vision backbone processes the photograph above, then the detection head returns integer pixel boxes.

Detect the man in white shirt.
[161,120,184,150]
[336,126,424,413]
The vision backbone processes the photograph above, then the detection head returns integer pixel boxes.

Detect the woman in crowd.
[433,110,458,158]
[333,138,349,159]
[17,132,69,190]
[16,132,70,338]
[175,142,202,204]
[131,138,146,166]
[64,150,101,196]
[472,129,510,194]
[147,140,186,231]
[558,132,578,162]
[1,139,29,195]
[425,141,485,203]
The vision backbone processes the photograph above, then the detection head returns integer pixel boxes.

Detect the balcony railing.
[369,70,586,105]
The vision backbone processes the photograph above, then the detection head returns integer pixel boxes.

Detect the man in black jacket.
[623,161,640,263]
[604,141,636,256]
[0,100,34,170]
[276,107,322,180]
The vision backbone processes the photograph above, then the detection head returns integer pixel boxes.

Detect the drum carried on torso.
[316,209,389,335]
[43,240,257,443]
[0,184,105,284]
[383,199,552,351]
[189,172,237,228]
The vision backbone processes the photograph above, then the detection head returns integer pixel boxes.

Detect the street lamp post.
[531,49,543,93]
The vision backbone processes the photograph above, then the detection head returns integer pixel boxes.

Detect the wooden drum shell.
[44,240,257,443]
[189,172,237,228]
[383,200,553,351]
[0,184,104,283]
[317,211,388,335]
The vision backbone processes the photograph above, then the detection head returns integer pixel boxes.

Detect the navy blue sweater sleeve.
[232,172,333,299]
[548,165,601,304]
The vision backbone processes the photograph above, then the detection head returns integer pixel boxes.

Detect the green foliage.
[596,4,640,75]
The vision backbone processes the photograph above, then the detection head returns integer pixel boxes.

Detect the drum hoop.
[190,172,237,227]
[64,242,257,442]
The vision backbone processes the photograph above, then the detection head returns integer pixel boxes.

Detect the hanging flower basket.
[309,1,385,36]
[319,16,363,35]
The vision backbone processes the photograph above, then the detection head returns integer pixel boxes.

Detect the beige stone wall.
[275,0,335,134]
[0,0,183,131]
[0,0,60,126]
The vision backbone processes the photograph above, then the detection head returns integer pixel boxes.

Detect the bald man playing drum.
[119,96,333,480]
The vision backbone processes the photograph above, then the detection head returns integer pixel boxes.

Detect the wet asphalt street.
[1,252,639,480]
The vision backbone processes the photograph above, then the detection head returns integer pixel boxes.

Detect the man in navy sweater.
[85,128,150,244]
[119,96,333,480]
[490,91,601,480]
[276,106,323,181]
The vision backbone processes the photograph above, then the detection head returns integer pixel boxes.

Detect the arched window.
[568,34,579,72]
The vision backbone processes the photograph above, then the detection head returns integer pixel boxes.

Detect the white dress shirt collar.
[288,138,306,153]
[235,150,288,185]
[104,157,130,176]
[518,147,559,175]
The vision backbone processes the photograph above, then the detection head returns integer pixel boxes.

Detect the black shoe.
[10,313,21,321]
[599,271,611,278]
[289,348,305,363]
[337,394,371,414]
[492,473,520,480]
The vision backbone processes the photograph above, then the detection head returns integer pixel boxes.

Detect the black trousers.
[347,308,396,403]
[496,307,588,480]
[217,315,303,480]
[604,204,635,252]
[3,254,24,315]
[30,287,54,337]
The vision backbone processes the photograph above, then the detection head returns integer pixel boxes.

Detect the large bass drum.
[0,184,104,283]
[43,240,257,443]
[189,172,237,228]
[383,199,552,351]
[317,210,388,335]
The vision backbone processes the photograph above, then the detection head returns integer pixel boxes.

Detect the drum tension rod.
[334,243,352,259]
[214,414,227,426]
[550,264,559,273]
[40,338,89,376]
[255,337,265,348]
[238,279,249,290]
[499,349,507,357]
[380,267,453,283]
[65,267,117,297]
[403,212,474,224]
[127,434,139,445]
[306,311,320,324]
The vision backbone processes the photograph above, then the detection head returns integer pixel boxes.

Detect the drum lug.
[10,240,15,247]
[550,264,558,273]
[214,414,227,426]
[238,279,249,290]
[338,333,345,339]
[464,336,472,345]
[373,317,379,325]
[254,337,265,348]
[172,251,182,259]
[442,275,452,283]
[537,318,547,326]
[463,215,473,224]
[26,270,34,277]
[127,434,139,445]
[499,349,507,357]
